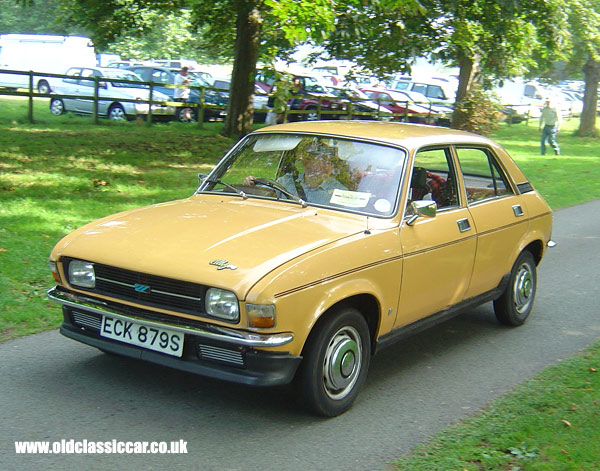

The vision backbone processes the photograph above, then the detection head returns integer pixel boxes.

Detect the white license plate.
[100,315,184,357]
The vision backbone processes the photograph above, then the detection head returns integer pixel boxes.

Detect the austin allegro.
[48,121,553,416]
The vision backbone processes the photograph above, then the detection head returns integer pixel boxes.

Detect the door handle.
[512,204,524,217]
[457,218,471,233]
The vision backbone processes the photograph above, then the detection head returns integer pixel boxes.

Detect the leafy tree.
[563,0,600,136]
[1,0,83,35]
[324,0,568,129]
[48,0,338,138]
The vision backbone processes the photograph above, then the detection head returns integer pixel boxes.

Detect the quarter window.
[455,147,513,204]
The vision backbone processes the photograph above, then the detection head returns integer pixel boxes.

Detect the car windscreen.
[199,133,407,217]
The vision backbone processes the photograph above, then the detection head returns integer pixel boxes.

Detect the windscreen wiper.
[252,177,307,207]
[205,178,247,199]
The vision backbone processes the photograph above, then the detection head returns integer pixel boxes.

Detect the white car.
[49,67,174,120]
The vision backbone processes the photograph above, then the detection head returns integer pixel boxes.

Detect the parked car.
[48,121,554,417]
[126,65,227,121]
[49,67,174,120]
[361,87,442,124]
[209,77,271,123]
[389,77,457,104]
[324,85,393,120]
[256,70,346,121]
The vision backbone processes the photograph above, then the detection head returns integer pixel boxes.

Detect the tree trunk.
[577,58,599,137]
[222,1,262,138]
[451,50,479,129]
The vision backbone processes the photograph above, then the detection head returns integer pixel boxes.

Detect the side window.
[455,147,514,204]
[524,84,535,98]
[411,83,427,95]
[408,148,459,210]
[379,93,393,105]
[427,85,446,100]
[78,69,95,87]
[64,68,81,84]
[151,70,172,84]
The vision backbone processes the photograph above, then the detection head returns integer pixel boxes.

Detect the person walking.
[539,99,561,155]
[174,66,191,102]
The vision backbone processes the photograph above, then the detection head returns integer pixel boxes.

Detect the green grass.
[0,97,599,470]
[394,342,600,470]
[492,118,600,208]
[0,97,235,339]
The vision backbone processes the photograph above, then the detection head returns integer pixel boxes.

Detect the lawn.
[1,97,599,470]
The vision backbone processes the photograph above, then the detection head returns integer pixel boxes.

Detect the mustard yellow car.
[47,121,554,416]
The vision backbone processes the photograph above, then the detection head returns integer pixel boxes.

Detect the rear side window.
[455,147,514,204]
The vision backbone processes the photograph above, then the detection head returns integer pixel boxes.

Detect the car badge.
[210,259,238,271]
[134,283,151,293]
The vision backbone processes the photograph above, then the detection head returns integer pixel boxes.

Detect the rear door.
[454,146,529,298]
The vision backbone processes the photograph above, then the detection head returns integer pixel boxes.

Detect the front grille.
[64,258,207,317]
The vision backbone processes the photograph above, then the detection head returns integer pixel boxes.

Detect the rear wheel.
[50,98,65,116]
[296,307,371,417]
[38,80,50,94]
[108,104,126,121]
[494,251,537,326]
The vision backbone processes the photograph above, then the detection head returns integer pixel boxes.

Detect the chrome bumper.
[47,286,293,348]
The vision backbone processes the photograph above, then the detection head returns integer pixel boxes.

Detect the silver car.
[49,67,174,120]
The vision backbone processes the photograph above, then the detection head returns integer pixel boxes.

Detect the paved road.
[2,200,599,471]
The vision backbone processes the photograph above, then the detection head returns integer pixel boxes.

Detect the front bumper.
[48,286,301,387]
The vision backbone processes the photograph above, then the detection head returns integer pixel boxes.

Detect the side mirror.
[406,200,437,226]
[197,173,208,183]
[98,81,108,90]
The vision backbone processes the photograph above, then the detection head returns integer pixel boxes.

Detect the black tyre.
[296,307,371,417]
[50,98,65,116]
[494,250,537,326]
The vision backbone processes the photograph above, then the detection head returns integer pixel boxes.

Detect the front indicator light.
[68,260,95,288]
[247,304,276,329]
[49,261,61,283]
[205,288,239,322]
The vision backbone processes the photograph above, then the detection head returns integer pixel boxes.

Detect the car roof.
[253,121,493,150]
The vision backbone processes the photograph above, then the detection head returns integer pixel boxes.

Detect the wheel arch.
[300,294,381,358]
[522,238,544,265]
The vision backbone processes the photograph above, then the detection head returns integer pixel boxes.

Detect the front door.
[395,147,476,327]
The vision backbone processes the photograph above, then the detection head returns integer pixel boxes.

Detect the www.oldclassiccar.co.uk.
[14,439,188,455]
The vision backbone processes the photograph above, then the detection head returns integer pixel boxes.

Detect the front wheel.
[296,307,371,417]
[176,106,197,122]
[494,251,537,326]
[303,106,319,121]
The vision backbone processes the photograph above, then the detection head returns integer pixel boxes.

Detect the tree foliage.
[563,0,600,136]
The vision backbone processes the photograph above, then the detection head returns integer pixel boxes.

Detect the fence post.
[27,71,35,123]
[197,87,205,128]
[317,97,322,120]
[404,101,409,122]
[93,77,99,125]
[147,84,154,126]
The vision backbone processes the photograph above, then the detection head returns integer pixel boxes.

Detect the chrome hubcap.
[514,263,534,313]
[323,326,362,400]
